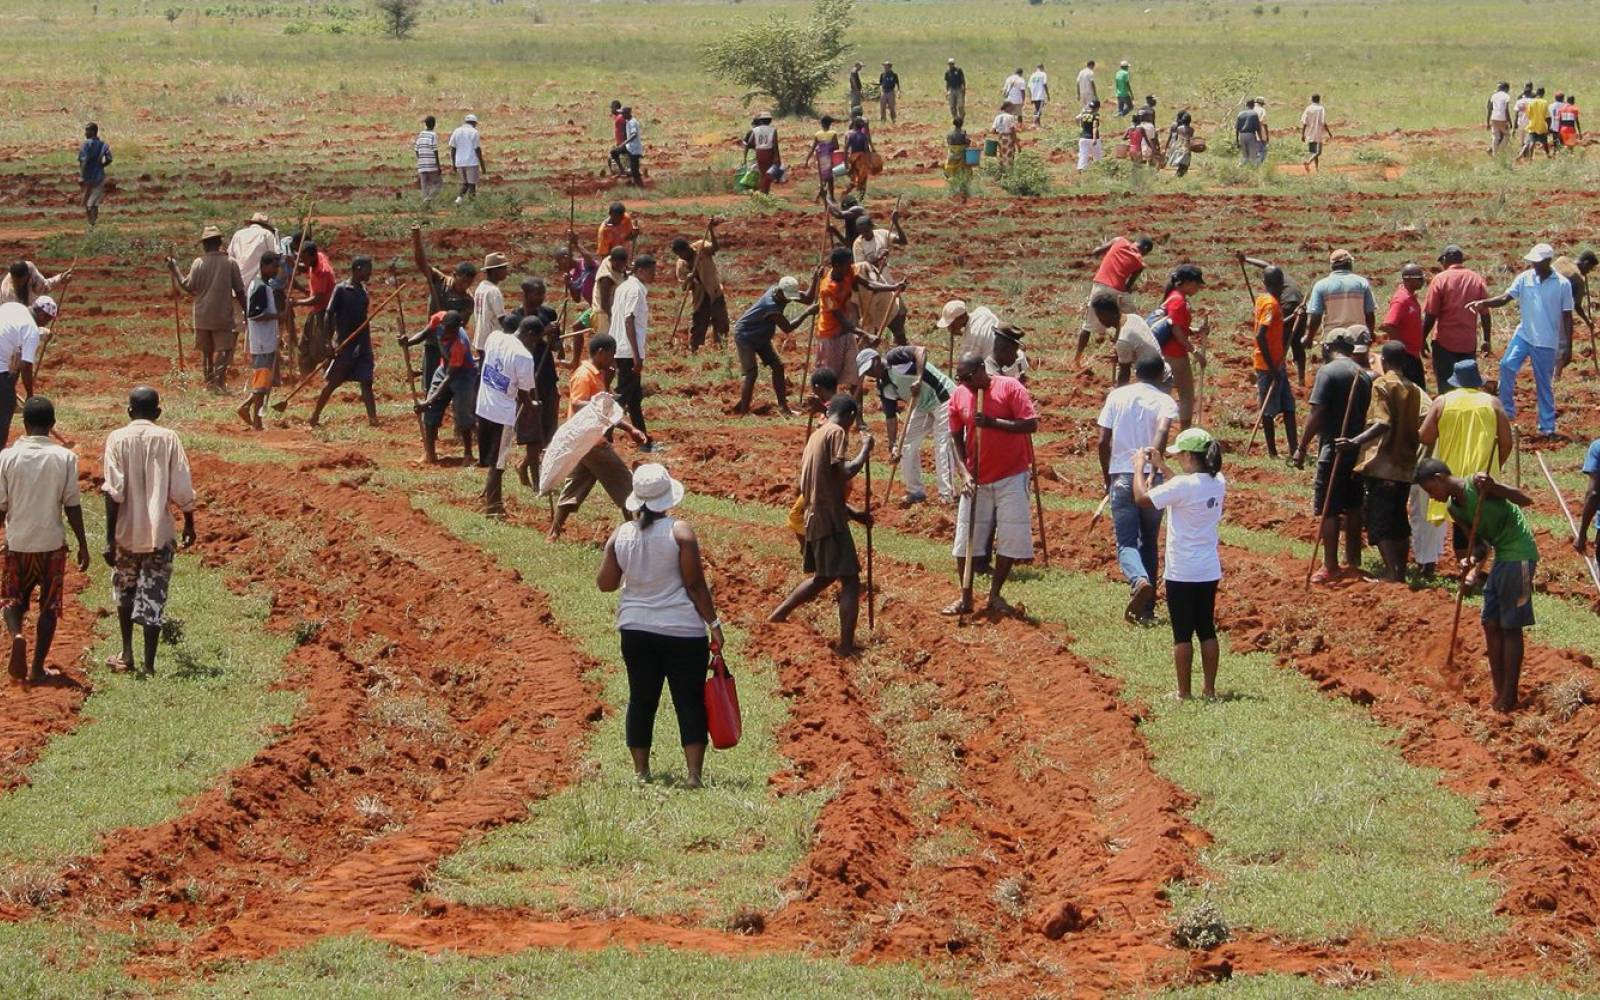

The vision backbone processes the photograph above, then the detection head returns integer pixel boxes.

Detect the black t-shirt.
[945,66,964,89]
[326,281,370,354]
[1308,357,1372,454]
[427,271,473,321]
[850,70,862,91]
[880,71,899,93]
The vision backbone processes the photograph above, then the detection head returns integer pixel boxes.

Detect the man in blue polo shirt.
[1304,248,1376,349]
[1468,243,1573,436]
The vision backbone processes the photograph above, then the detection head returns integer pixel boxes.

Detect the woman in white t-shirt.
[597,464,724,787]
[1134,427,1226,700]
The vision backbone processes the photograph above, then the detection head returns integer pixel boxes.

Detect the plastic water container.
[964,147,981,165]
[831,161,848,178]
[983,137,1000,157]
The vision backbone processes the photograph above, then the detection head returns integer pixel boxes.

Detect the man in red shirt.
[607,100,627,176]
[945,353,1039,617]
[1076,235,1153,364]
[1379,262,1427,386]
[291,240,338,374]
[1421,244,1491,395]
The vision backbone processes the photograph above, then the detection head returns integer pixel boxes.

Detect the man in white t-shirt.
[1090,291,1163,386]
[1076,61,1097,109]
[471,251,511,354]
[853,211,909,344]
[1028,64,1050,125]
[475,321,539,515]
[0,297,50,449]
[1513,83,1534,151]
[1486,82,1512,155]
[1299,95,1331,172]
[1002,68,1027,109]
[1096,356,1178,623]
[609,254,654,447]
[449,114,486,205]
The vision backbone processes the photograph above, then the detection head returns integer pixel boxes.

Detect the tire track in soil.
[45,453,627,968]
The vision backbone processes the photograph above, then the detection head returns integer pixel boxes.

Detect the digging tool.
[1089,492,1111,526]
[1443,441,1498,673]
[1513,425,1522,488]
[881,373,920,508]
[170,269,185,372]
[31,255,80,382]
[395,293,425,441]
[669,218,713,350]
[800,275,824,439]
[960,388,986,600]
[272,284,406,414]
[1030,448,1050,568]
[1588,285,1599,377]
[864,426,876,632]
[1245,368,1291,456]
[1239,256,1257,304]
[1537,450,1600,597]
[1303,366,1363,589]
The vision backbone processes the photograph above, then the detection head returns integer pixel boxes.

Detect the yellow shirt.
[1527,99,1550,134]
[1428,389,1499,524]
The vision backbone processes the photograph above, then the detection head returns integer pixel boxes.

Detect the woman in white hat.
[597,463,723,787]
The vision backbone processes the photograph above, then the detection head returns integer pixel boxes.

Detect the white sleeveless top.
[613,517,706,638]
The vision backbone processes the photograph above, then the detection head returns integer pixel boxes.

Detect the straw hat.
[483,252,512,270]
[248,211,271,225]
[200,225,223,240]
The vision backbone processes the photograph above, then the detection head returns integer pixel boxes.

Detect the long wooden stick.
[800,292,823,439]
[31,255,80,381]
[1513,425,1522,488]
[395,293,425,441]
[1089,492,1111,526]
[1030,448,1050,567]
[272,284,406,413]
[669,219,710,349]
[864,427,875,632]
[1537,449,1600,595]
[1239,258,1256,303]
[1444,443,1497,672]
[1303,366,1363,588]
[170,269,186,372]
[961,388,986,595]
[1587,286,1599,377]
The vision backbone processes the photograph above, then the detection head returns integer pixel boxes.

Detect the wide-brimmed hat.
[482,252,512,270]
[1447,359,1485,389]
[936,299,968,328]
[1524,242,1555,263]
[248,211,271,225]
[855,347,881,377]
[200,225,223,240]
[625,463,685,513]
[31,295,57,320]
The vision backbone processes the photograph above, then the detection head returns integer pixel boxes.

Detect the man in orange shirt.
[548,332,648,541]
[1252,267,1297,458]
[815,247,903,392]
[596,202,640,260]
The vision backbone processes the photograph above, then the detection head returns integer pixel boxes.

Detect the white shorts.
[458,165,481,184]
[952,470,1033,560]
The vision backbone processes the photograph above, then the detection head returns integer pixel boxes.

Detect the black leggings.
[1166,580,1219,645]
[620,629,709,749]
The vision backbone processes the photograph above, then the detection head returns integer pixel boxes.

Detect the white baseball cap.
[464,113,479,124]
[1524,242,1555,263]
[936,299,968,329]
[776,275,801,298]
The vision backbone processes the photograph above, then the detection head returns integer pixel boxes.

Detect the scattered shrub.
[703,0,854,117]
[374,0,420,39]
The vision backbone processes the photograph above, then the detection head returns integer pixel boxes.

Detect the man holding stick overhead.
[769,393,872,655]
[945,353,1038,617]
[1293,330,1371,584]
[1414,458,1538,713]
[308,256,378,428]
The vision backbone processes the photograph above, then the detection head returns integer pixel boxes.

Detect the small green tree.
[374,0,421,39]
[703,0,854,117]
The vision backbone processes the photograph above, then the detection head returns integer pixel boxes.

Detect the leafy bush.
[373,0,420,39]
[997,151,1051,197]
[703,0,853,117]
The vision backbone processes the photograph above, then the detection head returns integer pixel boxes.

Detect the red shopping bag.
[704,652,742,750]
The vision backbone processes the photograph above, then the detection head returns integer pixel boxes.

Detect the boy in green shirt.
[1114,61,1133,117]
[1414,457,1538,713]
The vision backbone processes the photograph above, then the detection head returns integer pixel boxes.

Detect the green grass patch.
[372,473,825,925]
[0,508,298,867]
[1165,972,1588,999]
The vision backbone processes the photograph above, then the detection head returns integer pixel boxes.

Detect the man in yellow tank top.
[1419,359,1513,528]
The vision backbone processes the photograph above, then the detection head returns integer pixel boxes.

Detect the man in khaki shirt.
[670,217,728,352]
[0,398,89,683]
[101,387,196,676]
[168,226,246,391]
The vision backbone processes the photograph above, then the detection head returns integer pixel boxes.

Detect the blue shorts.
[423,365,478,433]
[1482,559,1536,630]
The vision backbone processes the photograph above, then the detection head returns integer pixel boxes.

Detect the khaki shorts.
[458,165,481,184]
[952,470,1034,560]
[195,327,237,354]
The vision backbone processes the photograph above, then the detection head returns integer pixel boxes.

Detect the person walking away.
[848,62,865,111]
[852,210,909,345]
[0,295,52,450]
[471,252,512,355]
[101,387,196,677]
[1092,292,1161,386]
[1413,459,1537,713]
[1098,356,1179,622]
[168,226,246,391]
[307,256,378,429]
[1001,68,1027,115]
[1241,253,1310,384]
[414,115,443,202]
[857,345,957,505]
[1467,243,1571,438]
[1378,262,1428,386]
[0,398,89,684]
[992,104,1021,171]
[411,225,476,387]
[1300,94,1331,172]
[945,58,967,122]
[770,394,872,653]
[1523,88,1552,160]
[945,354,1038,617]
[1251,267,1297,458]
[1305,249,1376,350]
[1513,83,1534,157]
[1076,60,1098,109]
[878,62,900,123]
[671,220,729,352]
[1076,101,1103,171]
[620,107,644,186]
[1236,99,1265,165]
[1166,111,1195,177]
[608,100,627,176]
[77,123,111,227]
[843,117,874,199]
[733,276,816,415]
[1133,429,1226,699]
[448,114,485,203]
[805,116,841,203]
[401,310,477,464]
[610,254,654,447]
[1551,249,1596,376]
[1418,358,1513,540]
[1133,111,1162,167]
[597,464,723,787]
[1577,438,1599,558]
[549,333,649,539]
[1558,96,1581,149]
[596,202,640,261]
[1420,245,1490,394]
[1345,342,1424,581]
[1028,64,1050,126]
[743,114,781,194]
[1292,331,1372,583]
[1158,264,1210,429]
[945,118,973,194]
[1486,83,1512,156]
[237,252,280,431]
[1114,61,1133,117]
[1547,93,1567,150]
